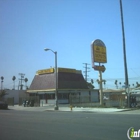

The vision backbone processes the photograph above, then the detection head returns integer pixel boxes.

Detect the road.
[0,109,140,140]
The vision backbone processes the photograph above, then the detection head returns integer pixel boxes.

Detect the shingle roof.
[28,70,88,91]
[29,73,55,90]
[58,72,88,89]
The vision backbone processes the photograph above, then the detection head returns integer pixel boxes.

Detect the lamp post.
[44,48,59,110]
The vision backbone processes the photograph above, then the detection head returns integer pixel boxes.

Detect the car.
[0,101,8,109]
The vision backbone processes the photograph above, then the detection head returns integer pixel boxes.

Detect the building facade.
[27,68,99,105]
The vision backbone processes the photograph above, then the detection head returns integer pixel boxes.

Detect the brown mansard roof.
[28,69,88,91]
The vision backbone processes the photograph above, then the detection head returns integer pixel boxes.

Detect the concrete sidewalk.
[55,107,129,112]
[8,105,131,113]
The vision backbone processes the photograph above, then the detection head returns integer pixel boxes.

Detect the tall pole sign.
[91,39,107,106]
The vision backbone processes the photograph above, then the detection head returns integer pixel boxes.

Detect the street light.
[44,48,59,110]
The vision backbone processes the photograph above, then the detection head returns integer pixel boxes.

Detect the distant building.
[27,68,99,105]
[2,90,28,105]
[130,87,140,95]
[103,89,126,107]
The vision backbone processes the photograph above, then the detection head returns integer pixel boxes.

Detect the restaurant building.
[27,68,99,105]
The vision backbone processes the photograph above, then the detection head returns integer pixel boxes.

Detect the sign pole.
[99,63,103,106]
[91,39,107,106]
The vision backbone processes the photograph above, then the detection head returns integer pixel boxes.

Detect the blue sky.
[0,0,140,90]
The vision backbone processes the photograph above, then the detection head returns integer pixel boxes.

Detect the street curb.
[117,108,140,112]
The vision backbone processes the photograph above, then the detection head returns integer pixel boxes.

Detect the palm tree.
[103,80,106,89]
[96,79,100,84]
[115,80,118,89]
[87,82,95,89]
[132,83,135,88]
[91,79,94,84]
[12,76,16,90]
[1,76,4,90]
[24,78,28,89]
[136,82,140,88]
[1,76,4,81]
[119,82,121,89]
[96,79,100,88]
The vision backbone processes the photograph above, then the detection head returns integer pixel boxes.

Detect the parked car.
[0,101,8,109]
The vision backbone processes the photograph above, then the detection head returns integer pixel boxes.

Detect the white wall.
[47,99,55,104]
[80,91,89,95]
[91,90,99,102]
[4,90,27,104]
[58,99,68,104]
[78,90,99,102]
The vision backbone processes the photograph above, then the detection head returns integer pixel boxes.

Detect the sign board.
[36,68,80,75]
[93,46,107,63]
[58,68,76,73]
[91,39,107,65]
[37,68,54,75]
[93,65,106,72]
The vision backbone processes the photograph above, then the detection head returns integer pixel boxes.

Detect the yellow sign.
[93,46,107,63]
[58,68,76,73]
[36,68,81,75]
[37,68,54,75]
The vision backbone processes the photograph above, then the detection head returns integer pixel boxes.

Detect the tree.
[115,80,118,89]
[132,83,135,87]
[96,79,100,88]
[24,78,28,89]
[1,76,4,90]
[12,76,16,90]
[87,82,95,89]
[0,90,6,99]
[91,79,94,84]
[103,80,106,85]
[103,80,106,89]
[1,76,4,81]
[136,82,140,88]
[119,82,121,89]
[96,79,100,84]
[124,82,126,86]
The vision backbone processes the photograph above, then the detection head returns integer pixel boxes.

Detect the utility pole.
[120,0,129,107]
[19,73,25,90]
[83,63,90,82]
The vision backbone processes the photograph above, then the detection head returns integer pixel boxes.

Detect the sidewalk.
[8,105,131,113]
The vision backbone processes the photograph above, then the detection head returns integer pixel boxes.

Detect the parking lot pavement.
[7,105,135,113]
